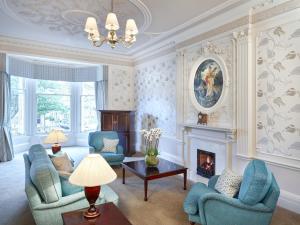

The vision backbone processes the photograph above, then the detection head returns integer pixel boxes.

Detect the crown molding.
[132,0,299,65]
[130,0,248,57]
[0,35,135,67]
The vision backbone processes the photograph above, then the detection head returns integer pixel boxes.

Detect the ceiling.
[0,0,242,56]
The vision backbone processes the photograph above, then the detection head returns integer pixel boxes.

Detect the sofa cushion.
[215,169,242,197]
[100,152,125,162]
[30,159,62,203]
[102,138,119,153]
[51,153,74,173]
[28,144,49,163]
[183,183,217,215]
[59,172,83,196]
[238,159,272,205]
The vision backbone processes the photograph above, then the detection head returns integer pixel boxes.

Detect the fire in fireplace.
[197,149,215,178]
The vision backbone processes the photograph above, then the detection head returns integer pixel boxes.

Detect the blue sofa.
[184,159,280,225]
[88,131,125,165]
[24,144,119,225]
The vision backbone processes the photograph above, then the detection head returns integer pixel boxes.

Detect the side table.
[62,202,132,225]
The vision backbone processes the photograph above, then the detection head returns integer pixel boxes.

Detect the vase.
[145,155,159,167]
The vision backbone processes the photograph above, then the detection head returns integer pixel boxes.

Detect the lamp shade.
[85,17,98,33]
[44,129,67,144]
[105,13,120,31]
[125,19,138,35]
[69,154,117,187]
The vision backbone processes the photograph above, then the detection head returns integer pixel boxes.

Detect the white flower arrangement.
[141,128,162,156]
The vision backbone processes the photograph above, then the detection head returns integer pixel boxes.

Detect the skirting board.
[159,151,300,214]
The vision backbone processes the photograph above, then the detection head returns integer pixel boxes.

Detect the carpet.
[0,147,299,225]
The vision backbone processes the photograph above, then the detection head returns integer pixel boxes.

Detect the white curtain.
[0,71,14,162]
[95,65,108,130]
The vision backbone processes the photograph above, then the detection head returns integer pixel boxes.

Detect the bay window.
[36,80,71,134]
[80,82,97,132]
[10,77,98,137]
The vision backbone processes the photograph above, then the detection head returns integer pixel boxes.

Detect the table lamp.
[44,129,68,154]
[69,154,117,218]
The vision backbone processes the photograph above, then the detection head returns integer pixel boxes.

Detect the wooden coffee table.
[122,158,187,201]
[62,202,132,225]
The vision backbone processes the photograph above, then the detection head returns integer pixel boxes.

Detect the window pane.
[37,95,71,133]
[81,96,97,132]
[82,82,95,95]
[36,80,71,95]
[10,76,25,135]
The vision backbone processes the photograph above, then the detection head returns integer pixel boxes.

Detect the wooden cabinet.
[100,110,135,156]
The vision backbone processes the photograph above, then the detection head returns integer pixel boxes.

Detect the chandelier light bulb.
[105,13,120,31]
[125,19,138,35]
[85,17,98,33]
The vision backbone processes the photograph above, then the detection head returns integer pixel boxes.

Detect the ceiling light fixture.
[84,0,138,49]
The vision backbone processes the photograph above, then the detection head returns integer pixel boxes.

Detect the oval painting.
[193,59,223,108]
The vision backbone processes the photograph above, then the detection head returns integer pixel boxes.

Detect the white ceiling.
[0,0,242,56]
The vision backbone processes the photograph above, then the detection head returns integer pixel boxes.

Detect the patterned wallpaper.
[184,37,235,128]
[256,20,300,159]
[134,55,177,137]
[108,66,134,110]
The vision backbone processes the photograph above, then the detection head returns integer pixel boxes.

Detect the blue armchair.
[184,159,280,225]
[88,131,125,166]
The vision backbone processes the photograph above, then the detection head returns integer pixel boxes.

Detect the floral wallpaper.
[134,56,177,137]
[108,66,134,110]
[256,20,300,159]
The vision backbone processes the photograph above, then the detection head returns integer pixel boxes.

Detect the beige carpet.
[0,148,299,225]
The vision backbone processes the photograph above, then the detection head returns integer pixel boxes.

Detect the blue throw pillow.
[238,159,272,205]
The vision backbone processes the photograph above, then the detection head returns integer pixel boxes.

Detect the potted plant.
[141,128,162,167]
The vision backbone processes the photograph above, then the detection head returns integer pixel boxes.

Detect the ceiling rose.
[0,0,151,36]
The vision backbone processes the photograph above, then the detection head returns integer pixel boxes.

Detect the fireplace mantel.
[182,123,237,142]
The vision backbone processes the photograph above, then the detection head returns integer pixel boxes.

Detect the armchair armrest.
[199,193,272,213]
[116,145,124,155]
[208,175,219,189]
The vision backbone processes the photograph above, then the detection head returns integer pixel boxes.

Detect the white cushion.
[215,169,243,197]
[51,153,74,173]
[102,138,119,153]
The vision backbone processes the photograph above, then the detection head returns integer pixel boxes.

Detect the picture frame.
[189,55,228,114]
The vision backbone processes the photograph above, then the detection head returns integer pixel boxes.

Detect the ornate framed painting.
[189,55,228,113]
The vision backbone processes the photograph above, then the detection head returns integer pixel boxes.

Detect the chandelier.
[84,0,138,49]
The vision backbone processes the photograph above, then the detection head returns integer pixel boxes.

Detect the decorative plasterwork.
[0,0,151,36]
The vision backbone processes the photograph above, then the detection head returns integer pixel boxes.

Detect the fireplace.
[197,149,215,178]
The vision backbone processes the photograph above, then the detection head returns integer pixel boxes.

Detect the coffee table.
[121,158,187,201]
[62,202,132,225]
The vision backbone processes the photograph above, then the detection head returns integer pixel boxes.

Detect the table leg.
[144,179,148,201]
[183,170,187,190]
[122,168,125,184]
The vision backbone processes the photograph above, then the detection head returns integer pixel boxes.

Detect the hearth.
[197,149,215,178]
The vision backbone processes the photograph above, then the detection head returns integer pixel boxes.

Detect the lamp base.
[51,144,61,154]
[84,186,101,219]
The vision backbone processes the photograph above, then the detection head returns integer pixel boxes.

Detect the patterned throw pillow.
[50,153,74,173]
[215,169,243,197]
[102,138,119,153]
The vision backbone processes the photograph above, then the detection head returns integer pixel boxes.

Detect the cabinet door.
[101,112,114,131]
[114,112,129,131]
[118,132,130,156]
